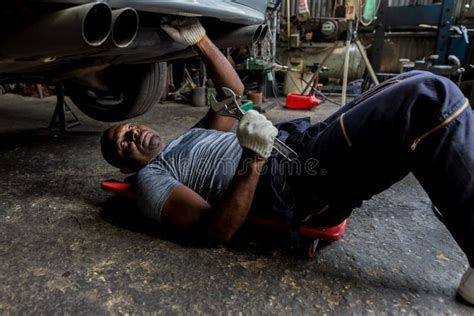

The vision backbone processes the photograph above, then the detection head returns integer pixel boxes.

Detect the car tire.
[66,62,167,122]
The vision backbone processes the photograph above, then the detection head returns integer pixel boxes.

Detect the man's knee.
[394,70,434,81]
[401,71,466,115]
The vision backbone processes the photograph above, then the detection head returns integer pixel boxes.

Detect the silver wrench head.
[210,87,244,119]
[222,87,238,99]
[210,94,224,112]
[210,96,235,115]
[212,87,299,161]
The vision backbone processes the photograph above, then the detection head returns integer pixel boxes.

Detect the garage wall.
[280,0,436,19]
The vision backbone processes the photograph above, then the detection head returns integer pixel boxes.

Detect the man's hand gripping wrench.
[211,87,298,161]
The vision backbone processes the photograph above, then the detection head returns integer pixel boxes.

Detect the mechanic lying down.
[101,18,474,304]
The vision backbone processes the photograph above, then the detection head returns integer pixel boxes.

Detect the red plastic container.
[286,93,321,109]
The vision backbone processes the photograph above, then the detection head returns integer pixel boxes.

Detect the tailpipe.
[258,24,269,42]
[121,23,270,64]
[110,8,139,48]
[0,2,112,59]
[211,24,268,48]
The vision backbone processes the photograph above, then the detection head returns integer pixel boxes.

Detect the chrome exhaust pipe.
[258,24,269,42]
[212,24,265,48]
[82,3,113,47]
[253,24,265,43]
[0,3,112,59]
[110,8,139,48]
[112,23,269,64]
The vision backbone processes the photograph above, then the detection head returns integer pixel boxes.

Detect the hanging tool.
[211,87,298,161]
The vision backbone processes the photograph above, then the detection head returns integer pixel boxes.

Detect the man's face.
[106,123,163,172]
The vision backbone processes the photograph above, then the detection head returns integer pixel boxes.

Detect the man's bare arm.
[207,150,264,241]
[160,149,264,242]
[192,35,244,132]
[161,18,243,132]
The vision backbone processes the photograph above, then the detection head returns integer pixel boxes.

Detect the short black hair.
[100,127,125,169]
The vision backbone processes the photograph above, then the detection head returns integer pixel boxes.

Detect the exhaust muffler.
[0,2,112,59]
[134,23,269,63]
[212,24,268,48]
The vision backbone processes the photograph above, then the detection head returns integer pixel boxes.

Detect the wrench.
[211,87,298,161]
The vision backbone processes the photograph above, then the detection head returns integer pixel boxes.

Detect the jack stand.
[49,83,81,132]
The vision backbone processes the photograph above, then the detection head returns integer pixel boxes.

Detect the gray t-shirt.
[135,128,242,222]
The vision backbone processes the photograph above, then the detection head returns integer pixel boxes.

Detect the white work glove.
[237,110,278,159]
[161,17,206,46]
[459,267,474,304]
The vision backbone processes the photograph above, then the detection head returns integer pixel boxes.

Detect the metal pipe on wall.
[272,8,278,61]
[287,0,291,49]
[341,20,353,105]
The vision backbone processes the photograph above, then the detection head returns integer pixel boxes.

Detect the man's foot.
[458,267,474,304]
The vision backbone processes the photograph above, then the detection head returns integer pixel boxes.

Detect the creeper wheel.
[296,238,320,259]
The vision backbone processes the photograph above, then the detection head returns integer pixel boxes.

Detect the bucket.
[247,90,263,105]
[284,54,313,95]
[191,87,207,107]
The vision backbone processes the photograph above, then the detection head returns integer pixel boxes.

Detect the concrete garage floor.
[0,93,472,314]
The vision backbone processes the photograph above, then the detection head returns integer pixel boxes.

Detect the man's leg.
[321,70,432,126]
[296,71,473,266]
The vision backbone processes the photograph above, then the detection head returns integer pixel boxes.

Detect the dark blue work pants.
[264,71,474,258]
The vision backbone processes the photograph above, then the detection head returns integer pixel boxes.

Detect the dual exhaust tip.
[83,3,138,48]
[252,24,269,44]
[82,3,268,50]
[0,2,137,59]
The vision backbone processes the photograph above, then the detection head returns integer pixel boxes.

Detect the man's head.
[101,123,163,173]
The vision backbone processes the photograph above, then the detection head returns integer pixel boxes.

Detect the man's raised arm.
[162,18,244,132]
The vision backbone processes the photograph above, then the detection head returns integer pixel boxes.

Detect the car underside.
[0,0,269,121]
